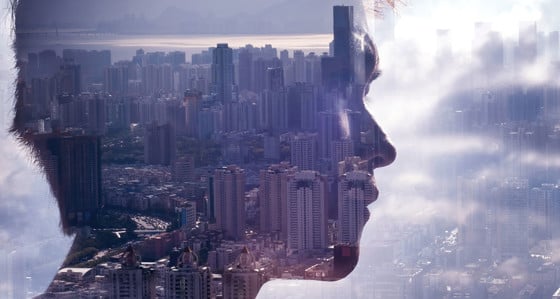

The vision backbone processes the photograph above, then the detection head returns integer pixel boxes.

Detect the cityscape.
[4,2,560,299]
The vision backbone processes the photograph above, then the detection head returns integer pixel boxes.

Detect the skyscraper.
[144,121,176,165]
[86,94,107,135]
[286,171,328,253]
[211,43,234,104]
[213,166,246,240]
[32,133,102,228]
[290,133,318,171]
[238,49,252,92]
[293,50,305,82]
[184,89,202,137]
[333,5,354,85]
[318,111,342,160]
[265,67,284,91]
[305,52,322,86]
[261,67,287,133]
[258,162,297,241]
[286,82,317,131]
[337,170,375,244]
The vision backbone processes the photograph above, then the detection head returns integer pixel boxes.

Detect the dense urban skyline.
[3,0,560,298]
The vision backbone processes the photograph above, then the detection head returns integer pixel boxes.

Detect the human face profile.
[6,0,397,297]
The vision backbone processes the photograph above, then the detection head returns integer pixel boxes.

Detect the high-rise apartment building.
[261,67,287,133]
[57,63,81,95]
[172,155,195,182]
[330,138,354,175]
[184,89,202,137]
[164,247,212,299]
[213,166,246,240]
[30,76,54,118]
[337,170,375,244]
[265,67,284,91]
[263,135,280,161]
[318,111,341,160]
[279,49,290,67]
[106,246,156,299]
[62,49,111,87]
[104,65,129,95]
[286,171,328,253]
[238,49,252,92]
[178,201,197,231]
[293,50,305,83]
[222,247,264,299]
[258,162,297,241]
[86,94,107,135]
[252,57,281,94]
[144,121,176,165]
[287,82,317,132]
[32,133,102,228]
[305,52,322,86]
[290,133,318,171]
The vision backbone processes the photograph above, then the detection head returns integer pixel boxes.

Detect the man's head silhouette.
[10,0,397,295]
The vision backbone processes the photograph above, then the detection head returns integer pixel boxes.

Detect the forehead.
[15,0,369,32]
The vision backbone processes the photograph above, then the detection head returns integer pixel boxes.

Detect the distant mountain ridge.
[16,0,359,34]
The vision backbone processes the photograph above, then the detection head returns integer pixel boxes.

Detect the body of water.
[17,33,332,62]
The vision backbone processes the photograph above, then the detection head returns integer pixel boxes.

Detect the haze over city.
[2,0,560,298]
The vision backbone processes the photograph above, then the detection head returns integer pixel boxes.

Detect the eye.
[364,33,381,83]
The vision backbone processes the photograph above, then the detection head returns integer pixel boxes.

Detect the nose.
[358,33,396,170]
[360,110,396,171]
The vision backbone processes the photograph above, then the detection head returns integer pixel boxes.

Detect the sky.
[14,0,363,34]
[2,0,560,298]
[259,0,560,297]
